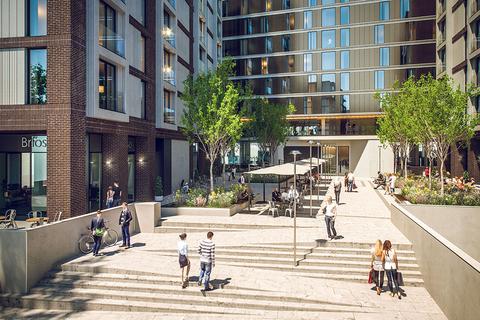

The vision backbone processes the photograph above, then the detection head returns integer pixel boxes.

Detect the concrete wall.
[391,202,480,320]
[350,139,394,177]
[171,139,190,192]
[0,202,160,294]
[404,204,480,262]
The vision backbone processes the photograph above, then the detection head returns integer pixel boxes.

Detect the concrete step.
[299,241,413,251]
[159,221,289,229]
[312,246,416,257]
[154,226,247,233]
[13,288,371,314]
[146,248,313,258]
[36,278,361,308]
[221,261,423,282]
[155,253,420,271]
[227,243,414,253]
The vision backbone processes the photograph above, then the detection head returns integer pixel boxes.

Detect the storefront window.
[31,152,47,212]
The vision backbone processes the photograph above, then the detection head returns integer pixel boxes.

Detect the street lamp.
[378,144,382,173]
[308,140,314,217]
[290,150,301,267]
[316,142,321,200]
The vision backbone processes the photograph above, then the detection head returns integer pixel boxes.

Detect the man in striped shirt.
[197,231,215,291]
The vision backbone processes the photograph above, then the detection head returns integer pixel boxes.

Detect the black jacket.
[119,209,132,226]
[91,217,105,231]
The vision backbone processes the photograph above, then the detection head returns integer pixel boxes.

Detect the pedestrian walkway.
[0,178,447,320]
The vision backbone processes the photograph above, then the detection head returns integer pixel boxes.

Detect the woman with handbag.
[178,233,190,288]
[382,240,401,299]
[370,239,384,295]
[90,210,105,257]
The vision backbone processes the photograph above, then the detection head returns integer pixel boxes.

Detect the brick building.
[0,0,222,219]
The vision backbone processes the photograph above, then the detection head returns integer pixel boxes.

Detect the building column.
[102,134,129,204]
[135,135,155,202]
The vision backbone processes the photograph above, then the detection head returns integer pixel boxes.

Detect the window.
[265,37,272,53]
[340,51,349,69]
[374,25,385,44]
[400,0,410,18]
[308,32,317,50]
[281,78,289,93]
[375,70,385,89]
[308,74,317,83]
[247,19,253,34]
[322,8,335,27]
[261,57,268,74]
[341,73,349,91]
[342,95,350,112]
[322,30,335,48]
[322,52,335,70]
[99,60,119,111]
[163,90,175,124]
[28,49,47,104]
[286,13,295,30]
[304,53,313,71]
[99,1,124,56]
[340,7,350,25]
[265,78,272,94]
[29,0,47,36]
[380,1,390,20]
[282,35,291,51]
[321,74,335,92]
[380,47,389,66]
[308,0,317,6]
[246,59,253,75]
[283,0,291,9]
[322,0,335,4]
[304,11,313,29]
[140,81,146,119]
[163,50,175,85]
[261,17,269,33]
[266,0,272,11]
[340,29,350,47]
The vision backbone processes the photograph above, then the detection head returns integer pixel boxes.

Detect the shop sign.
[0,134,47,152]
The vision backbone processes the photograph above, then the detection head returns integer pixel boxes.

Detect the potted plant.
[154,176,163,202]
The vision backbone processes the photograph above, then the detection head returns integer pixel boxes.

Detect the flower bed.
[174,184,248,208]
[398,177,480,206]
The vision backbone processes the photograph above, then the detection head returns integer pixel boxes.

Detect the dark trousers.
[325,216,337,238]
[113,198,120,207]
[93,235,102,255]
[347,181,353,192]
[121,224,130,246]
[386,269,400,293]
[334,190,341,204]
[373,270,385,289]
[199,262,212,290]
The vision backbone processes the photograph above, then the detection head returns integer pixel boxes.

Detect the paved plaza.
[1,178,447,319]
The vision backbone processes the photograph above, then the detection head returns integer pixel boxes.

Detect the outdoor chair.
[268,201,279,217]
[52,211,62,223]
[0,209,17,229]
[26,211,47,228]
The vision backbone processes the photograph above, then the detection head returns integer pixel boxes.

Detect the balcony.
[437,62,446,74]
[98,25,125,57]
[437,2,446,18]
[163,66,176,86]
[471,35,480,53]
[164,108,176,124]
[289,124,377,137]
[162,27,176,48]
[437,32,446,46]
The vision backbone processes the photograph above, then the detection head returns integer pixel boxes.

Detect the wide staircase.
[1,240,423,316]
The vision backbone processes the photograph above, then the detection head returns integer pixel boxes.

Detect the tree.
[414,75,479,195]
[375,79,418,178]
[30,64,47,104]
[180,59,244,191]
[249,99,295,167]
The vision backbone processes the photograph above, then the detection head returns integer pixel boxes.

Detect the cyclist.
[91,210,105,256]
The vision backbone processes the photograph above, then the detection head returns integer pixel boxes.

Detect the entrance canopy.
[246,158,325,176]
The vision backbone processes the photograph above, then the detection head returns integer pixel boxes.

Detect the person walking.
[389,174,397,195]
[384,174,391,195]
[344,172,349,191]
[371,239,385,295]
[119,202,132,248]
[239,173,246,185]
[90,210,105,256]
[112,181,122,207]
[178,233,190,289]
[231,166,237,181]
[105,186,114,208]
[347,172,355,192]
[333,178,342,204]
[382,240,401,299]
[198,231,215,291]
[320,195,337,240]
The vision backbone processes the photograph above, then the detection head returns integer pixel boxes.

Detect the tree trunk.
[404,156,408,179]
[209,160,214,192]
[428,158,432,190]
[440,160,444,196]
[222,161,226,187]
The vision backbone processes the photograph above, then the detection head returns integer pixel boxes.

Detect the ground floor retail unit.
[0,133,193,218]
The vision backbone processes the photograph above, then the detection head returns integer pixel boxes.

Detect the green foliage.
[174,183,247,208]
[208,190,236,208]
[248,99,295,166]
[154,176,163,196]
[180,58,245,191]
[30,64,47,104]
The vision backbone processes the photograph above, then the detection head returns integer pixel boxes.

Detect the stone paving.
[1,178,447,320]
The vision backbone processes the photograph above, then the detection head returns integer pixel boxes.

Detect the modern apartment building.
[0,0,222,219]
[436,0,480,180]
[222,0,436,177]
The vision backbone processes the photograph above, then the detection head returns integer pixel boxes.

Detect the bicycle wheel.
[103,229,118,247]
[78,235,95,254]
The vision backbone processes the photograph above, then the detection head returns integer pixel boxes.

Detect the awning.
[246,158,325,176]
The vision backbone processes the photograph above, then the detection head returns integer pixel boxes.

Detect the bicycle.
[78,220,119,254]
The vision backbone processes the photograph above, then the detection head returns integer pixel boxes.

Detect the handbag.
[397,272,404,286]
[368,269,374,284]
[94,227,105,237]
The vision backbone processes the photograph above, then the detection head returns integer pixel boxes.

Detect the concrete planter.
[162,201,249,217]
[154,196,164,202]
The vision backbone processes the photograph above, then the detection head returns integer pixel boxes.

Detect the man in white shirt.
[198,232,215,291]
